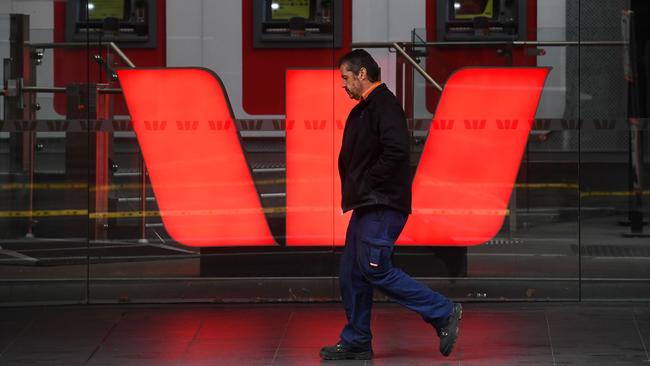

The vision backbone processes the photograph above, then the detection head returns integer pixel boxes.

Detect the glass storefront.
[1,0,648,305]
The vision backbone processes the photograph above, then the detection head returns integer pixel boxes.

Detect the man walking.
[320,49,462,360]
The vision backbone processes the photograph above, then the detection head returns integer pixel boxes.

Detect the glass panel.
[579,0,650,300]
[87,0,343,303]
[2,0,644,304]
[403,0,581,301]
[0,8,89,305]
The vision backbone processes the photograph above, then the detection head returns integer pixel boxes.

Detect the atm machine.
[426,0,536,112]
[243,0,351,115]
[65,0,157,47]
[53,0,166,116]
[252,0,342,48]
[436,0,527,41]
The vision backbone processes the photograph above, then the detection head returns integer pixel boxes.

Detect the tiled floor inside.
[0,302,649,365]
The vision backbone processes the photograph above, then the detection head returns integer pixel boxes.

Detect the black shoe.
[319,342,373,360]
[437,303,462,357]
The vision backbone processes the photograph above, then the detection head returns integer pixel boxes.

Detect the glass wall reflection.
[0,0,648,306]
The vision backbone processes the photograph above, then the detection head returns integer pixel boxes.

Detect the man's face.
[339,64,363,100]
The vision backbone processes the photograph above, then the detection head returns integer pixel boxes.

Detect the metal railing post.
[138,156,149,244]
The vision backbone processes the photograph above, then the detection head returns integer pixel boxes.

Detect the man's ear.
[358,67,368,81]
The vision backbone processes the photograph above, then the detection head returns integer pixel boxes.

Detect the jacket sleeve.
[364,98,410,188]
[338,152,345,187]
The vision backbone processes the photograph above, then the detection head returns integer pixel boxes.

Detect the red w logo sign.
[117,67,548,247]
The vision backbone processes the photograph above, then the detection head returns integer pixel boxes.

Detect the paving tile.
[0,303,649,365]
[548,307,648,365]
[0,317,33,355]
[272,346,367,366]
[87,339,191,365]
[631,307,650,364]
[0,307,121,364]
[179,339,277,366]
[281,307,347,347]
[0,350,93,366]
[0,308,37,322]
[458,309,553,365]
[88,359,178,366]
[196,308,292,342]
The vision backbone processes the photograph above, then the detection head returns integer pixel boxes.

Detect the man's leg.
[354,206,453,328]
[339,210,374,349]
[354,205,462,357]
[321,210,374,360]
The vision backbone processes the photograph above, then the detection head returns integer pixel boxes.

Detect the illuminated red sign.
[285,69,357,245]
[399,67,549,245]
[118,67,548,247]
[117,68,274,246]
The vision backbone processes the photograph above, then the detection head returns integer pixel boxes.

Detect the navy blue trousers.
[339,205,453,349]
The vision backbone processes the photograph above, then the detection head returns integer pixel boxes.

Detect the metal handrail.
[352,40,627,48]
[22,86,122,94]
[26,41,136,68]
[352,40,627,93]
[22,86,66,93]
[392,42,443,92]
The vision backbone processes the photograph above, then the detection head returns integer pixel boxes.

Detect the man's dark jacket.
[338,83,412,214]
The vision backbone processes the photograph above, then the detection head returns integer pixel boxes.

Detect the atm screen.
[86,0,126,20]
[269,0,312,20]
[452,0,494,20]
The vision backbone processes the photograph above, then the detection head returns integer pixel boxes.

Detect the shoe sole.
[319,351,372,360]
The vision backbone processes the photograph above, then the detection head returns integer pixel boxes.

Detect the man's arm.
[364,100,410,188]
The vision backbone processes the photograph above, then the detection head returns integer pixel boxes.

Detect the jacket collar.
[361,83,386,103]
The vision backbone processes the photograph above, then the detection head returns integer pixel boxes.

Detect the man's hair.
[338,49,380,82]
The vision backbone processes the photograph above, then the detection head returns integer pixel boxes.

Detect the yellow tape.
[515,183,579,189]
[91,207,287,218]
[414,208,510,216]
[0,207,289,219]
[0,209,88,218]
[0,179,287,192]
[0,183,88,190]
[90,211,161,219]
[2,188,647,219]
[0,181,583,191]
[581,190,650,198]
[91,183,145,192]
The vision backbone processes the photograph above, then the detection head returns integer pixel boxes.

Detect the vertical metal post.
[6,14,30,119]
[404,45,415,121]
[65,84,95,241]
[25,124,34,239]
[24,20,36,240]
[509,185,517,236]
[395,51,404,109]
[6,14,36,239]
[622,10,649,237]
[94,84,112,241]
[138,156,149,244]
[25,74,36,240]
